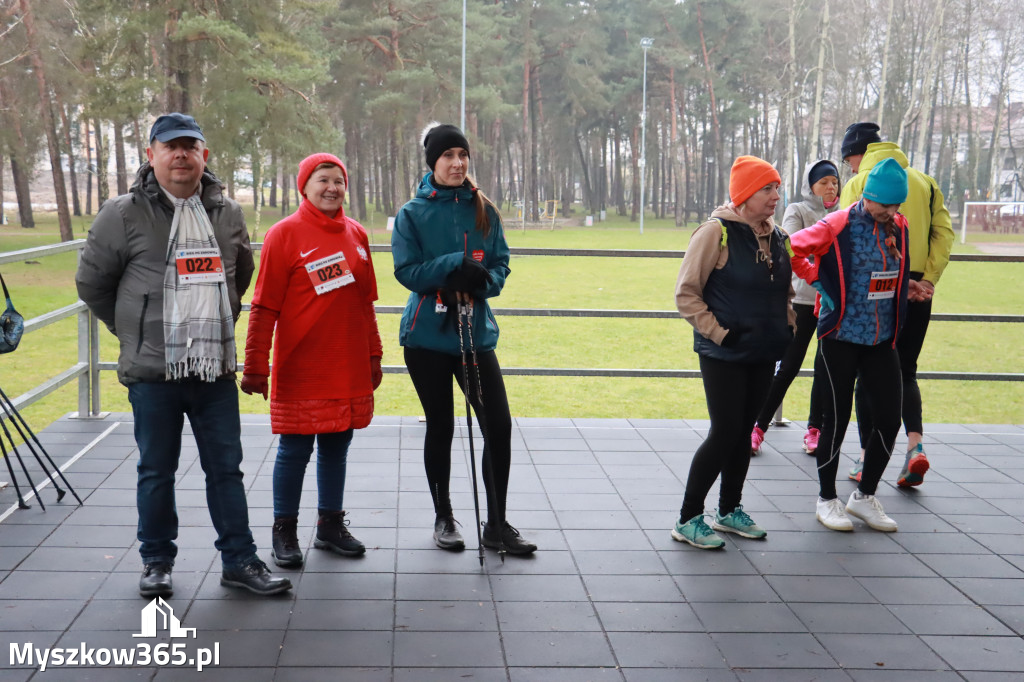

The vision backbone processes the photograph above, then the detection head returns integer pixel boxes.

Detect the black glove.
[447,255,492,292]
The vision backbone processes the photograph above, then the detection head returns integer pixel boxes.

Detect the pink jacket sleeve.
[786,207,851,284]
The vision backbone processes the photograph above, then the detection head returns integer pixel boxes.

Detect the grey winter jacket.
[781,161,840,305]
[75,164,254,385]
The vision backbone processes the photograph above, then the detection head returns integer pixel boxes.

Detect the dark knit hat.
[297,152,348,198]
[423,124,470,170]
[863,157,908,205]
[808,160,839,187]
[729,155,781,207]
[841,122,881,159]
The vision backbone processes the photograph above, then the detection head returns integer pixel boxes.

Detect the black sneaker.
[271,517,303,568]
[220,558,292,596]
[482,522,537,555]
[139,562,173,598]
[313,510,366,557]
[433,515,466,551]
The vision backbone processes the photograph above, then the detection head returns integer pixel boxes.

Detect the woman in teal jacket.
[392,123,536,555]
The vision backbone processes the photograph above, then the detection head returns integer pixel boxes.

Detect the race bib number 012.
[176,248,225,284]
[306,251,355,295]
[868,270,898,300]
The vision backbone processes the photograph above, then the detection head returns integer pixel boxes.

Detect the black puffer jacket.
[75,164,254,385]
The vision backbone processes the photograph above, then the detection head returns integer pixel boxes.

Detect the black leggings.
[679,355,775,522]
[856,281,932,443]
[817,338,902,499]
[755,303,825,431]
[404,346,512,527]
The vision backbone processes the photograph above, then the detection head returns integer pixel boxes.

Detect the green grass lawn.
[1,208,1021,434]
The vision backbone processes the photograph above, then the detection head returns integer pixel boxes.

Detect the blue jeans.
[273,430,354,518]
[129,378,258,569]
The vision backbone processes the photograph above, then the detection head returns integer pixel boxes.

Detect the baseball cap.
[149,113,205,144]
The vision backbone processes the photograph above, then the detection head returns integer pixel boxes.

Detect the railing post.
[77,305,91,417]
[89,309,101,416]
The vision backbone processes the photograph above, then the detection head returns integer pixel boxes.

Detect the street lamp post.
[639,37,653,235]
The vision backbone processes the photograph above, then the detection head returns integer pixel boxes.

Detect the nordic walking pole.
[0,438,30,509]
[0,414,44,510]
[0,386,81,504]
[457,298,485,567]
[464,297,505,563]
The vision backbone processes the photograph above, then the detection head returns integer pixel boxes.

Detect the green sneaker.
[848,459,863,482]
[671,514,725,550]
[712,505,767,539]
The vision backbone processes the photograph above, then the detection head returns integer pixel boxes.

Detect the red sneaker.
[803,427,820,455]
[897,444,930,487]
[750,426,765,456]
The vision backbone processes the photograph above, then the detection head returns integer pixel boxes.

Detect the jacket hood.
[714,203,776,235]
[130,162,227,208]
[801,159,841,204]
[859,142,909,174]
[415,172,475,202]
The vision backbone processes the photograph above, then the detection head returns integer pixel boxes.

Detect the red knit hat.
[729,156,781,207]
[297,153,348,197]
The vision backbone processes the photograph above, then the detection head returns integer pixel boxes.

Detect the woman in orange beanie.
[241,152,383,568]
[671,155,795,549]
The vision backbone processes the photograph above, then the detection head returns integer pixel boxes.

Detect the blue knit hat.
[863,157,908,205]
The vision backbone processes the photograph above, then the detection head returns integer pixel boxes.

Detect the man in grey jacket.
[76,113,291,598]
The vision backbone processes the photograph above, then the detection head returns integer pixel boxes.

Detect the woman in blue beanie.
[787,157,910,533]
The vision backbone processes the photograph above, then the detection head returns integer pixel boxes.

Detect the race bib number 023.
[176,248,225,284]
[306,251,355,295]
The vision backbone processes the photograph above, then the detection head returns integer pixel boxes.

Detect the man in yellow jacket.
[839,122,954,488]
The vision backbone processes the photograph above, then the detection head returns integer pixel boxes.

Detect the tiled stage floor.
[1,413,1023,681]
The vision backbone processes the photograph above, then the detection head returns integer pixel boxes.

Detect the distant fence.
[1,241,1021,419]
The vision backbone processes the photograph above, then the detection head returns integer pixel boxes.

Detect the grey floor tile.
[766,575,877,604]
[393,630,504,667]
[291,571,395,601]
[858,576,974,605]
[623,670,739,682]
[736,671,853,682]
[789,602,909,634]
[278,630,392,667]
[0,599,82,632]
[594,601,703,632]
[395,600,497,631]
[496,600,601,631]
[674,574,779,603]
[511,668,625,682]
[396,572,492,601]
[492,574,588,602]
[712,632,835,669]
[396,668,507,682]
[690,602,807,633]
[288,598,393,630]
[571,550,667,575]
[0,569,106,600]
[816,633,949,670]
[582,574,684,602]
[563,529,654,552]
[888,604,1015,636]
[608,631,727,668]
[502,631,616,667]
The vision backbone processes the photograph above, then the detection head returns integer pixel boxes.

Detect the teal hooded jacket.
[392,173,510,355]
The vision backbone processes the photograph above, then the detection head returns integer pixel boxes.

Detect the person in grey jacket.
[750,160,839,457]
[76,113,291,599]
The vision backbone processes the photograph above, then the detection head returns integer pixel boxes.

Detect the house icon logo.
[133,597,197,639]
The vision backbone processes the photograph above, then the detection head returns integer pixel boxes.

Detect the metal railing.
[1,241,1021,419]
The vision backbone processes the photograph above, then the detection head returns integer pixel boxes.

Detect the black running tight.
[679,355,775,522]
[404,346,511,527]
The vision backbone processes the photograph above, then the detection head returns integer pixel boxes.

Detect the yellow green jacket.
[839,142,954,285]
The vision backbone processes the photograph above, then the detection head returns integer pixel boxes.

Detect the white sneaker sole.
[845,506,898,532]
[671,528,724,549]
[712,521,766,539]
[816,512,853,531]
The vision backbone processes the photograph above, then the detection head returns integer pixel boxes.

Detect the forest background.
[2,0,1024,235]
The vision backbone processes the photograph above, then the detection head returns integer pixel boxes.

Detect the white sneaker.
[845,491,898,532]
[816,497,853,531]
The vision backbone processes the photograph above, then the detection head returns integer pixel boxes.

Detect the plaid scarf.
[162,191,236,381]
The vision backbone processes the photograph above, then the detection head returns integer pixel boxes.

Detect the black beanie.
[423,124,470,170]
[841,122,881,159]
[808,160,839,187]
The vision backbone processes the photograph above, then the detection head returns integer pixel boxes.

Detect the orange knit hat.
[729,156,781,207]
[297,152,348,198]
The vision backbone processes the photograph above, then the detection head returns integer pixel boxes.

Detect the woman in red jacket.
[241,153,383,568]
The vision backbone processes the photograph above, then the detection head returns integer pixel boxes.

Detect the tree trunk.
[19,0,73,240]
[574,130,594,214]
[876,0,896,130]
[114,123,129,196]
[269,148,278,208]
[84,118,93,215]
[164,8,190,112]
[10,156,34,228]
[132,118,146,167]
[94,119,110,206]
[58,103,81,217]
[810,1,830,158]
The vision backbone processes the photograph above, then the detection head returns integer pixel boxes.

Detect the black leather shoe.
[139,562,173,598]
[433,515,465,551]
[220,558,293,596]
[271,517,303,568]
[482,522,537,555]
[313,510,366,557]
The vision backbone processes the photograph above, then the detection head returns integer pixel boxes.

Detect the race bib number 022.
[306,251,355,295]
[176,248,225,284]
